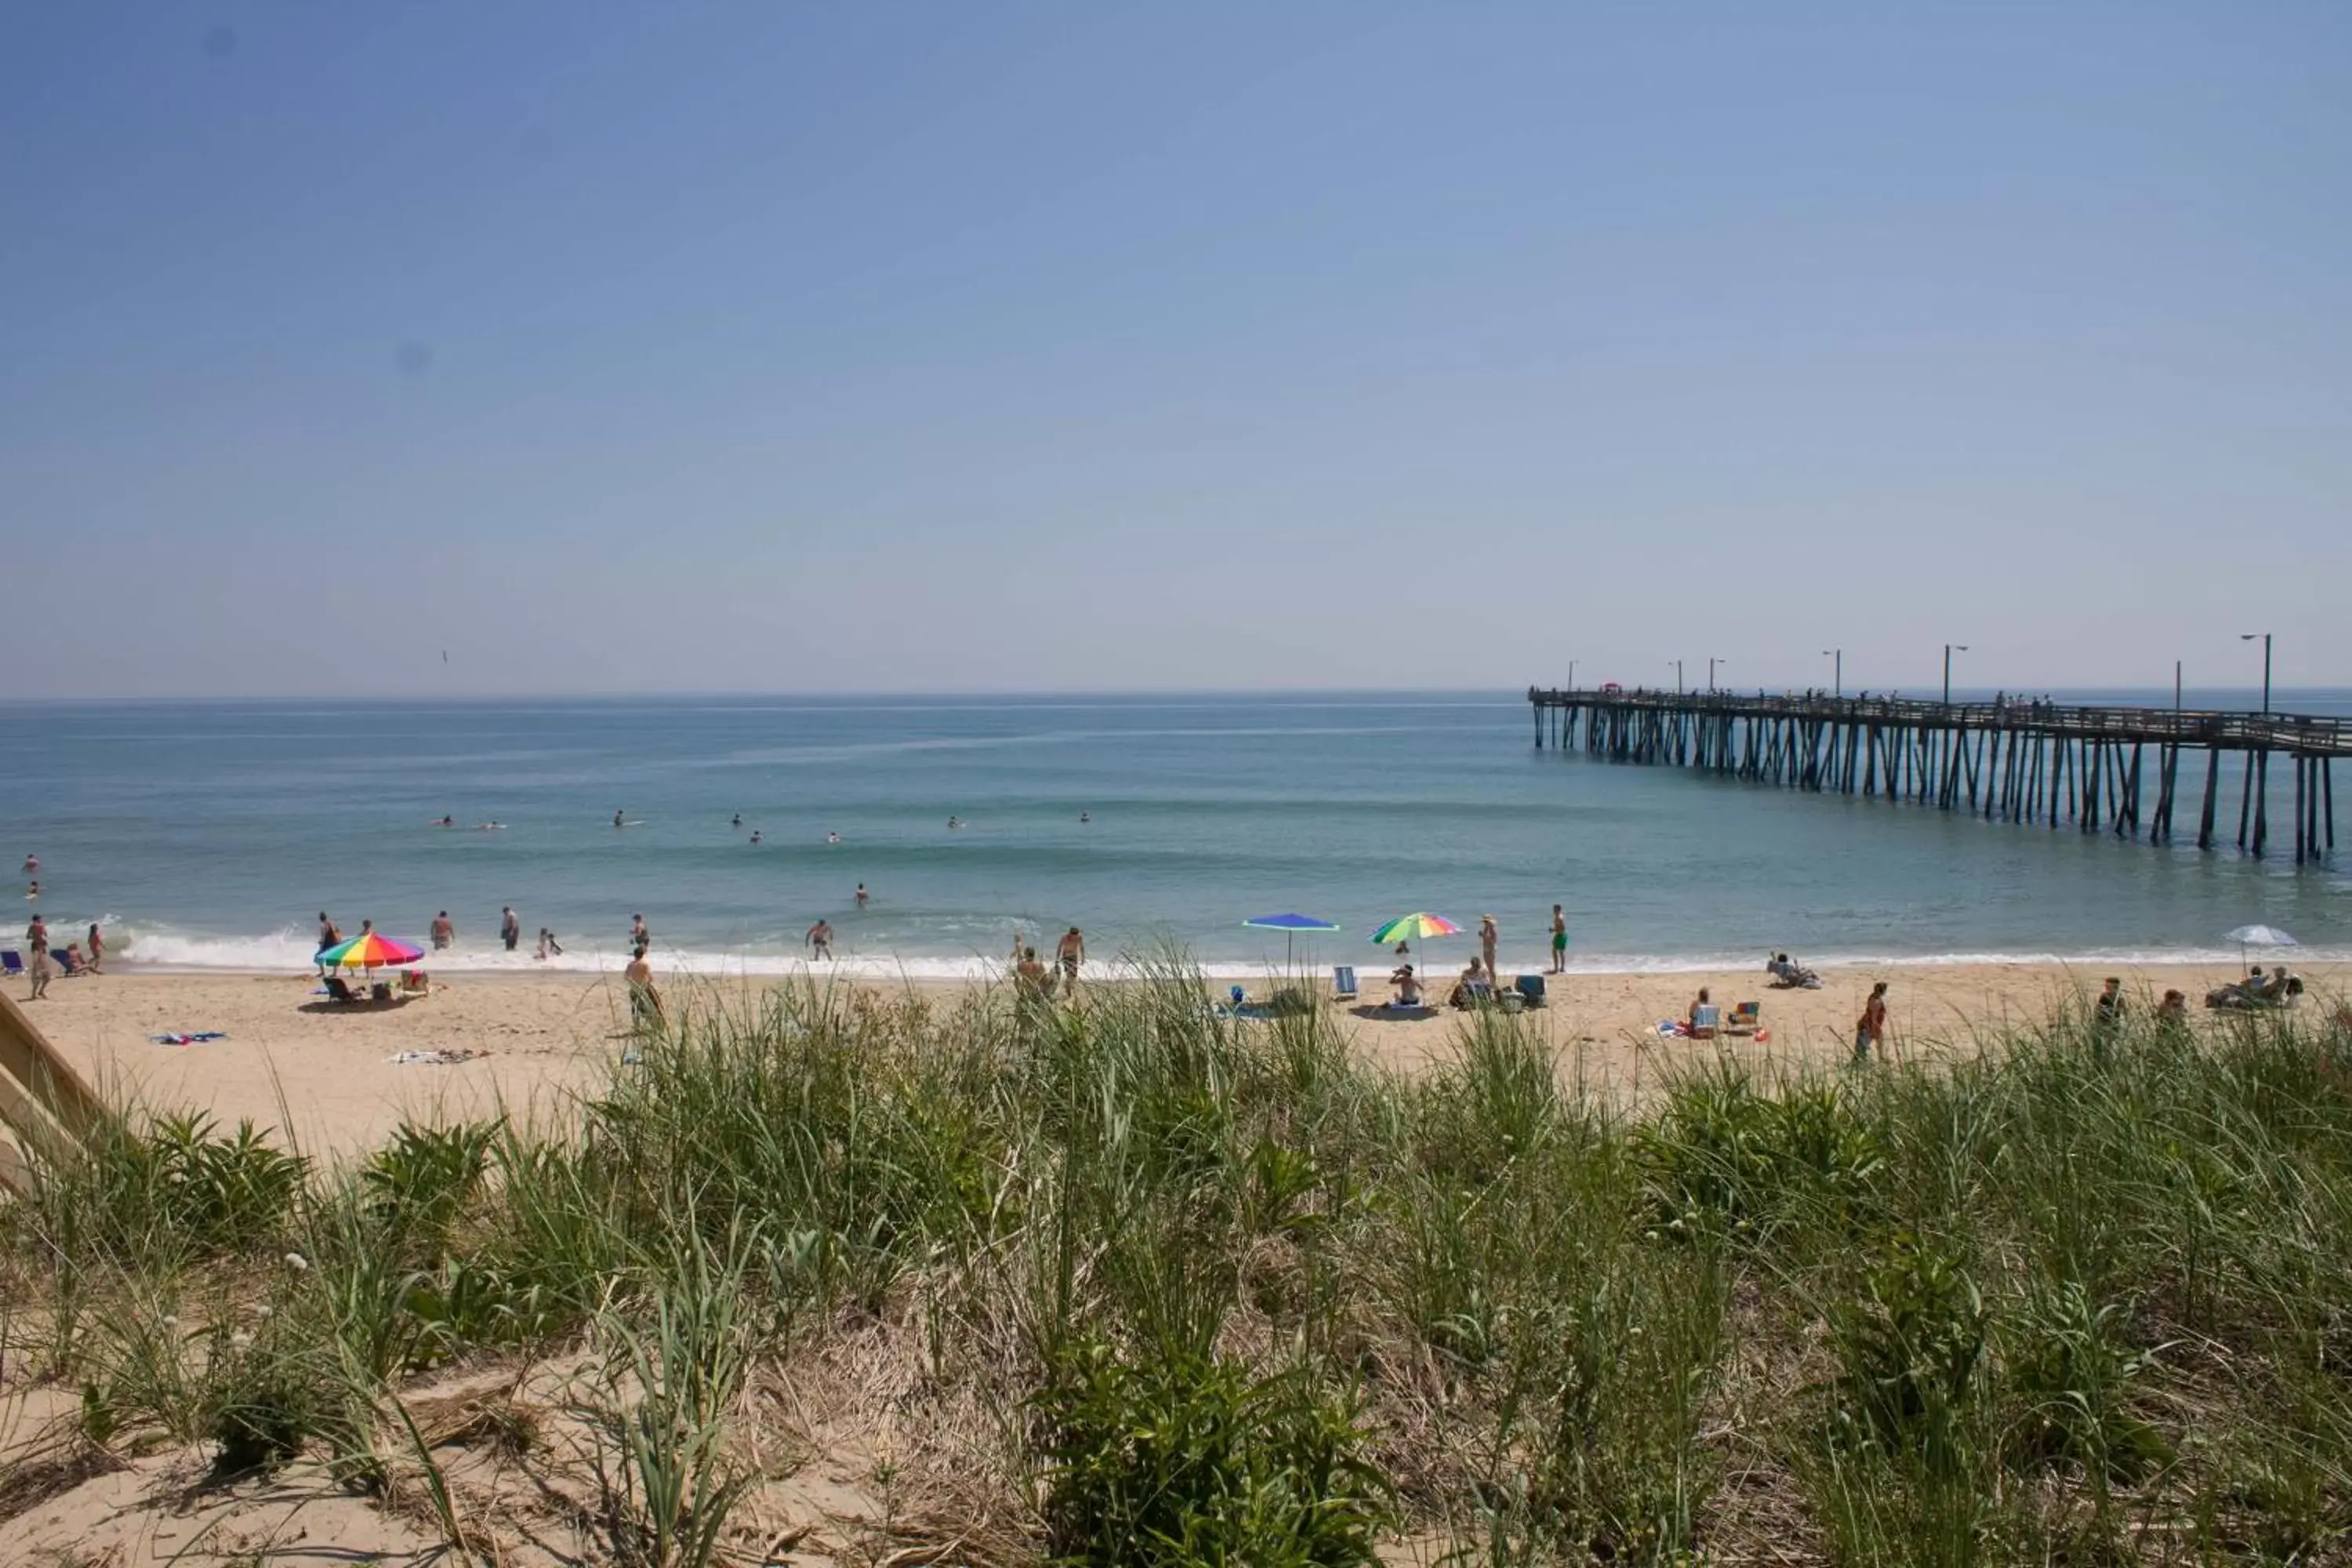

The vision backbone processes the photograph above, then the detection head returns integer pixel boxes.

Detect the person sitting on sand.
[626,944,662,1029]
[2096,976,2126,1031]
[1449,958,1490,1011]
[1689,985,1713,1033]
[1015,946,1051,1002]
[806,919,834,959]
[1389,964,1423,1008]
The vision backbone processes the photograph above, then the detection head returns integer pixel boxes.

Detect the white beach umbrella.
[2223,924,2297,972]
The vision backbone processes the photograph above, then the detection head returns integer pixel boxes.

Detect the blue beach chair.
[1332,965,1358,1001]
[0,950,22,978]
[1514,975,1546,1008]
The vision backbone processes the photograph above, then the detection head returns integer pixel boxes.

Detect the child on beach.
[1854,982,1889,1063]
[626,944,662,1029]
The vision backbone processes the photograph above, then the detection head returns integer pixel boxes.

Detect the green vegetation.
[3,970,2349,1563]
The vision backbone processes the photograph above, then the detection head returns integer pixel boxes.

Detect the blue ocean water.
[3,691,2346,978]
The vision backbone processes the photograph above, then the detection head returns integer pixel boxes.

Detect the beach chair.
[1332,965,1358,1001]
[1689,1004,1721,1040]
[324,975,362,1004]
[401,969,430,996]
[1454,978,1496,1010]
[53,949,83,978]
[1514,975,1547,1008]
[0,951,20,978]
[1726,1001,1761,1036]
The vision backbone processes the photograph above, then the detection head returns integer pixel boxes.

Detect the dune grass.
[2,966,2348,1564]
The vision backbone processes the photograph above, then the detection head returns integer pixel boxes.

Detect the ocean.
[4,691,2346,979]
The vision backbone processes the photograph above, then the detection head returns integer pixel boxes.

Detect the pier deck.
[1527,688,2344,863]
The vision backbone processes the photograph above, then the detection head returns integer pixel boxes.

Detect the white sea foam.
[102,923,2352,981]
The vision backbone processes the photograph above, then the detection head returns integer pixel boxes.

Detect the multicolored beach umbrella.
[317,931,425,969]
[1369,912,1461,949]
[1243,912,1340,966]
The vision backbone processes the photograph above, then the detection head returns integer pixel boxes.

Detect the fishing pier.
[1527,688,2347,865]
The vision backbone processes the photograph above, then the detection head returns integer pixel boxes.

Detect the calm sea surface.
[4,691,2347,978]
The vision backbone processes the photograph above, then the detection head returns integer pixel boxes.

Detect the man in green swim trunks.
[1549,905,1568,975]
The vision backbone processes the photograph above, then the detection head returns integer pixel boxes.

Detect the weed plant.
[2,969,2347,1564]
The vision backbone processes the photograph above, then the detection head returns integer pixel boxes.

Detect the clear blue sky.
[4,2,2346,698]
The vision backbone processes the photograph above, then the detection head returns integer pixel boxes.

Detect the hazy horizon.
[6,4,2346,700]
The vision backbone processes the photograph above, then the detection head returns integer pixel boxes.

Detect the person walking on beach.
[24,913,49,999]
[500,906,521,952]
[625,944,662,1031]
[431,911,456,950]
[805,919,834,959]
[85,923,103,974]
[1479,914,1499,984]
[1854,982,1889,1064]
[318,912,342,950]
[1057,926,1085,996]
[1549,905,1568,975]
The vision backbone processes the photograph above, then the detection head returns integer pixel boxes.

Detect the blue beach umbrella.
[1243,912,1341,966]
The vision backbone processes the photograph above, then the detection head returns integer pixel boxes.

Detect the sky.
[3,2,2347,699]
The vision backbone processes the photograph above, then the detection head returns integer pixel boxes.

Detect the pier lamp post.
[1822,648,1842,697]
[1568,659,1577,692]
[1942,644,1969,706]
[1671,659,1684,695]
[2240,633,2271,713]
[1708,657,1725,692]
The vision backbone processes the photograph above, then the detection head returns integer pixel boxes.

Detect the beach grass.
[3,966,2349,1564]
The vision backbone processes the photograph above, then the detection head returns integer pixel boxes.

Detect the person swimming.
[1079,811,1091,823]
[731,813,742,828]
[436,815,456,826]
[826,831,840,844]
[946,816,961,829]
[750,830,763,844]
[613,808,626,828]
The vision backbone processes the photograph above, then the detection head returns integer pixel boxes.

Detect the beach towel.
[387,1048,485,1065]
[151,1032,228,1045]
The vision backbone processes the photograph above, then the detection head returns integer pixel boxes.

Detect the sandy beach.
[13,958,2338,1156]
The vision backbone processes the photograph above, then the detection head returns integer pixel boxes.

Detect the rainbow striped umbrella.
[317,931,425,969]
[1369,912,1461,947]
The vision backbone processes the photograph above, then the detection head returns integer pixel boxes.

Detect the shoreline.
[94,945,2352,983]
